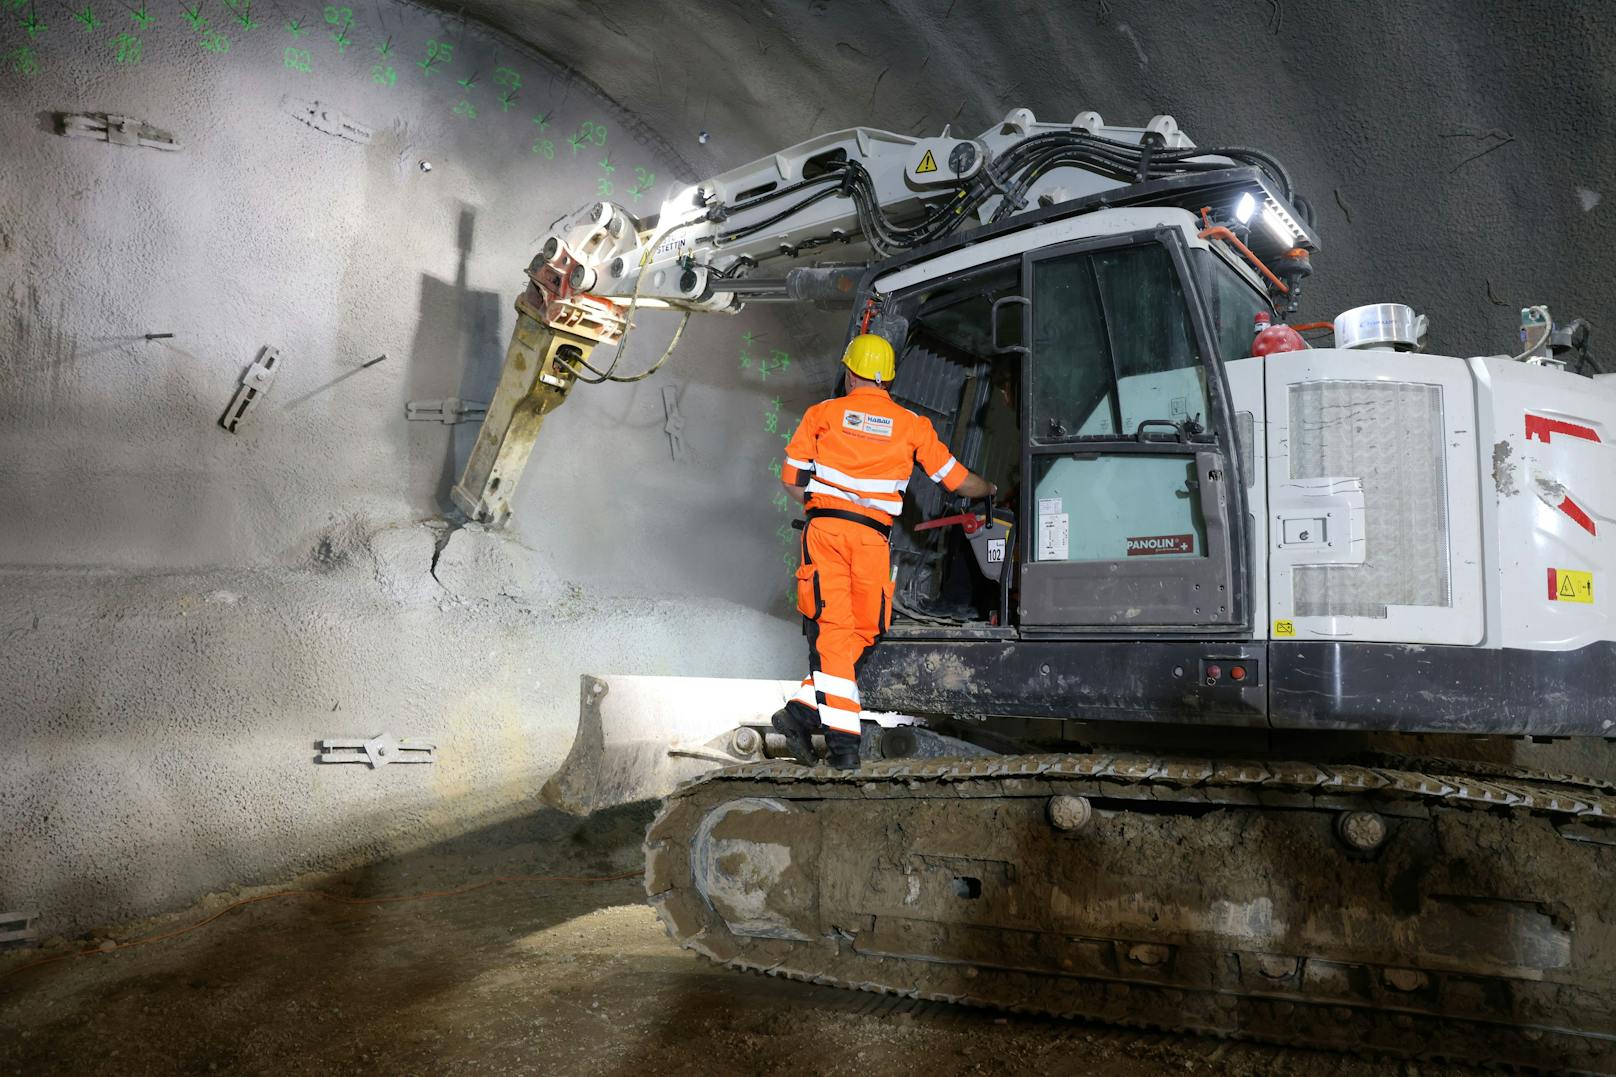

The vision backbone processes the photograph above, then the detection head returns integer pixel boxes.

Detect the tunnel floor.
[0,805,1484,1077]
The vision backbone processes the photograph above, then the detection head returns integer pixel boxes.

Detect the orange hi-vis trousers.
[789,512,894,735]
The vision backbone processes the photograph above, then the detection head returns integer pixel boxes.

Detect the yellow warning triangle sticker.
[1560,575,1577,598]
[915,149,938,174]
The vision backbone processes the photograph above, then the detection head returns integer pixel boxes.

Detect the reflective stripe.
[812,670,860,703]
[790,680,816,707]
[805,479,901,512]
[785,456,814,471]
[929,456,959,484]
[817,703,861,735]
[813,462,907,494]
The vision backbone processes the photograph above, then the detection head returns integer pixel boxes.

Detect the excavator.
[456,109,1616,1071]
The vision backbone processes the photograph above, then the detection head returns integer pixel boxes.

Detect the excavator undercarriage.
[645,752,1616,1073]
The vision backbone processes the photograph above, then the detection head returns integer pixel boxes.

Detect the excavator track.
[644,754,1616,1073]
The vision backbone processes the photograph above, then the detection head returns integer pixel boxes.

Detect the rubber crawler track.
[644,753,1616,1074]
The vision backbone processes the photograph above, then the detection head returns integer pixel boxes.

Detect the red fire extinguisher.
[1252,311,1308,356]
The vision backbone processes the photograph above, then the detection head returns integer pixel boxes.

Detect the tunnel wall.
[0,3,840,935]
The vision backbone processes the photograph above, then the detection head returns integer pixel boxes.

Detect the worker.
[773,333,997,769]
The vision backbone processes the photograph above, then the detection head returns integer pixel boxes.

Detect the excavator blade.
[540,674,803,815]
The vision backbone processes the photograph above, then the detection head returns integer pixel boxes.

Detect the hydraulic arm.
[448,108,1315,524]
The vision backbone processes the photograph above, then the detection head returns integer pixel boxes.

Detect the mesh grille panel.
[1289,380,1451,619]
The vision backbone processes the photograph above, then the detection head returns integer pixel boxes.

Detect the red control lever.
[914,513,984,535]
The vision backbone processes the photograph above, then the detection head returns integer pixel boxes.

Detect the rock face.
[0,2,829,936]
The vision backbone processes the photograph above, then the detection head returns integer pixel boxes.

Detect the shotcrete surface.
[0,1,839,934]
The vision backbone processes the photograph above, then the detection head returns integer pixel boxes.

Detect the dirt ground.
[0,804,1484,1077]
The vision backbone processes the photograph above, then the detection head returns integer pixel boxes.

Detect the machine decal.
[1526,414,1601,444]
[987,538,1006,564]
[1558,494,1598,536]
[1273,619,1296,637]
[1547,568,1594,604]
[1126,534,1195,556]
[841,410,892,438]
[915,148,938,174]
[1037,513,1069,561]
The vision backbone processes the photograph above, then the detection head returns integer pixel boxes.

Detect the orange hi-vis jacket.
[781,385,968,520]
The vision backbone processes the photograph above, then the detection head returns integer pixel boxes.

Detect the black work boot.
[771,701,820,766]
[825,730,861,771]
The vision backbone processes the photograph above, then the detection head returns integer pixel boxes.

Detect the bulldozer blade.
[540,674,804,815]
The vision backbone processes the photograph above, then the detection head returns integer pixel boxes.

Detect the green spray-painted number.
[768,459,782,479]
[531,138,553,159]
[771,491,790,512]
[8,44,37,73]
[418,38,449,74]
[628,167,656,201]
[452,99,476,120]
[110,30,141,63]
[324,8,352,53]
[283,45,311,70]
[596,179,612,197]
[200,28,228,50]
[494,65,518,90]
[370,63,394,85]
[568,120,606,153]
[73,6,98,30]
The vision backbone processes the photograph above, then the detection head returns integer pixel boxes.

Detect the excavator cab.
[879,219,1266,638]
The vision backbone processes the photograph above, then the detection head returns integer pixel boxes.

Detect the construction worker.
[773,333,996,769]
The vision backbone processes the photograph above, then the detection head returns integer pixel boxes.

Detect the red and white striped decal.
[1526,414,1601,444]
[1558,494,1598,536]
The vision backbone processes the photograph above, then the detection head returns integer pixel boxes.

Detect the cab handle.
[990,296,1030,355]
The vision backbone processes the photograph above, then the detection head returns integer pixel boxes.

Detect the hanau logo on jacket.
[842,409,893,438]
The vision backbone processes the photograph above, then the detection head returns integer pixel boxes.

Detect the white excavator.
[455,109,1616,1070]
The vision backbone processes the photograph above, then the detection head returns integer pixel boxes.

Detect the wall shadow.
[403,204,506,513]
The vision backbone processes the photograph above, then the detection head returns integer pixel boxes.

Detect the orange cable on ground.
[0,868,641,985]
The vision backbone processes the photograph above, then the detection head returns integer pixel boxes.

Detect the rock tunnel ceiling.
[446,0,1616,359]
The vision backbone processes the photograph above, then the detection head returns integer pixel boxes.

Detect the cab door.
[1016,230,1247,630]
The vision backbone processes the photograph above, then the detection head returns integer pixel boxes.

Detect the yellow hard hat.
[842,334,895,383]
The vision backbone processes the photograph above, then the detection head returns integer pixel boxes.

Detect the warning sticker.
[1273,619,1296,637]
[1547,567,1594,604]
[1038,513,1069,561]
[915,148,938,174]
[1126,534,1195,556]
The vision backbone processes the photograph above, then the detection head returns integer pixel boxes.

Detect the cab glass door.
[1019,233,1243,629]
